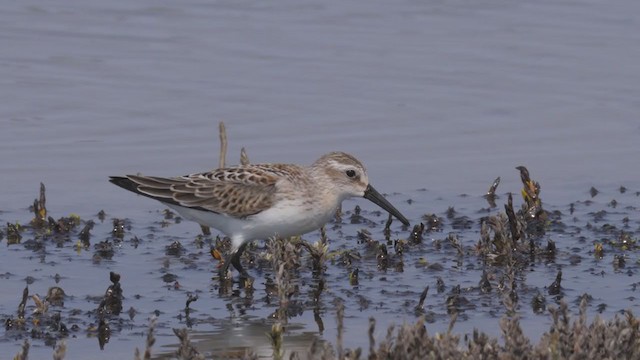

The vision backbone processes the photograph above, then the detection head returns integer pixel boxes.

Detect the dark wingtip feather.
[109,176,144,196]
[109,175,208,211]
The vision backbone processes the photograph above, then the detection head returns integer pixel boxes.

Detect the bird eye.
[346,169,356,178]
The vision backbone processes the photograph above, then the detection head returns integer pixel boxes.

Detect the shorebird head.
[313,152,410,226]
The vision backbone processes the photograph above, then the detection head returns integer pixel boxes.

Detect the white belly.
[166,199,337,241]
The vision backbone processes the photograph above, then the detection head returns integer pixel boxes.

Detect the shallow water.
[2,0,640,358]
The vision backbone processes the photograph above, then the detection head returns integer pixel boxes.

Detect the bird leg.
[219,242,250,279]
[231,241,250,279]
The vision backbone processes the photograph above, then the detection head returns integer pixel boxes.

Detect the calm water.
[2,0,640,358]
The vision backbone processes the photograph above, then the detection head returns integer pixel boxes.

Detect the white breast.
[240,198,337,240]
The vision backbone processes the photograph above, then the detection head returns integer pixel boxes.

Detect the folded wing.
[109,171,277,218]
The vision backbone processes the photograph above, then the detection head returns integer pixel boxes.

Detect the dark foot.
[219,255,233,280]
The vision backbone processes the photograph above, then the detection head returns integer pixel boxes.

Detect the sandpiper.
[110,152,410,278]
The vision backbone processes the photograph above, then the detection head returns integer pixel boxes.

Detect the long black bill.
[363,184,410,226]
